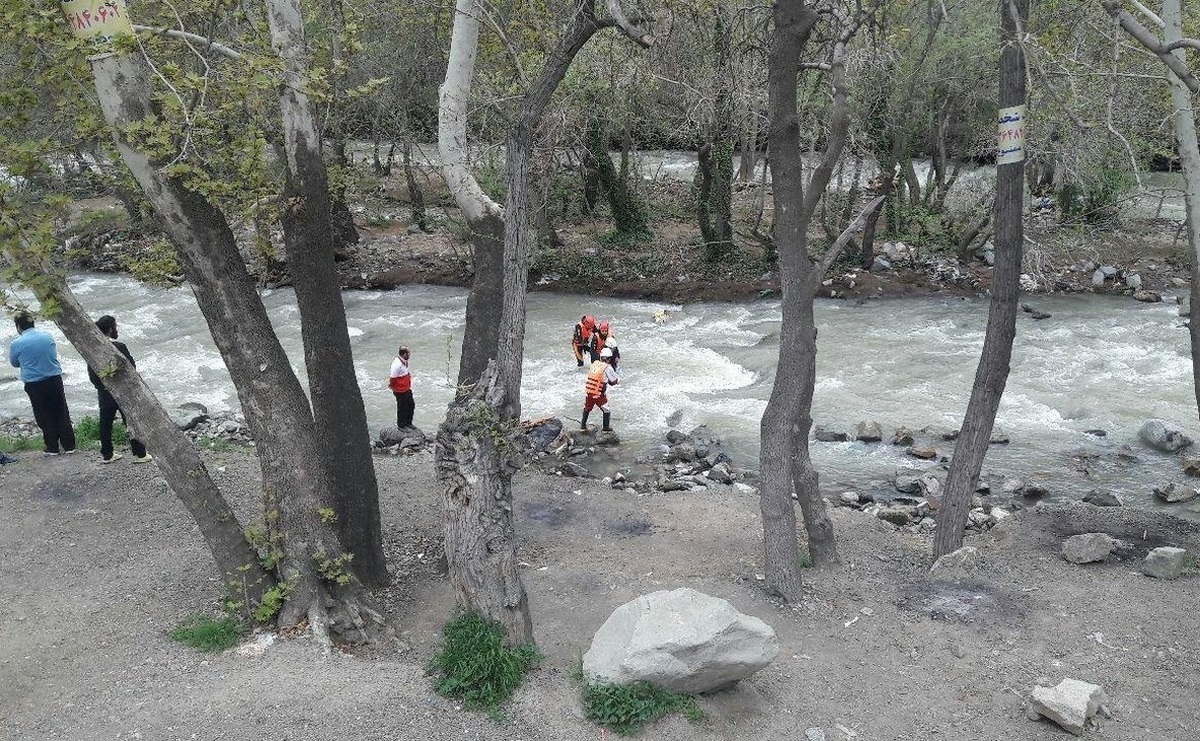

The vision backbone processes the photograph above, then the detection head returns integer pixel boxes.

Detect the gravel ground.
[2,447,1199,740]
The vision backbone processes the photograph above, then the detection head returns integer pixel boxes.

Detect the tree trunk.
[698,7,735,262]
[759,0,822,601]
[436,363,531,643]
[586,119,651,241]
[1162,0,1200,418]
[26,275,275,609]
[89,51,388,643]
[402,140,430,232]
[266,0,387,586]
[933,0,1028,559]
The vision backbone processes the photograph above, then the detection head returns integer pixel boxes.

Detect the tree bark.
[933,0,1028,559]
[89,51,387,642]
[436,362,531,643]
[14,271,274,609]
[759,0,823,601]
[265,0,387,586]
[1161,0,1200,419]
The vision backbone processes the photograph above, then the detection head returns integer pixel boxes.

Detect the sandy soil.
[3,446,1199,740]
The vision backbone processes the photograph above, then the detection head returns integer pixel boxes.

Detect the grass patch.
[797,549,814,569]
[428,612,541,716]
[580,677,704,736]
[0,435,44,452]
[75,415,129,449]
[168,614,246,652]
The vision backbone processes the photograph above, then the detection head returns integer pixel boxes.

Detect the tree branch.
[132,25,242,60]
[603,0,654,47]
[1099,0,1200,94]
[815,194,885,278]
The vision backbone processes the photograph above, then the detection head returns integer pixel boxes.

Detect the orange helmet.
[583,315,595,330]
[599,321,610,334]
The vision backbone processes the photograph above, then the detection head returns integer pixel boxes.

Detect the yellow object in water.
[653,309,668,324]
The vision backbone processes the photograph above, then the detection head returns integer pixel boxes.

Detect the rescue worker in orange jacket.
[572,315,596,367]
[581,346,620,432]
[588,321,619,370]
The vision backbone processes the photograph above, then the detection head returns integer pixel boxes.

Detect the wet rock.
[665,429,689,445]
[1061,533,1115,564]
[1084,429,1107,437]
[838,491,861,506]
[1132,290,1162,303]
[1138,419,1194,452]
[854,421,883,443]
[524,416,564,453]
[989,430,1011,444]
[1154,482,1199,504]
[171,402,209,431]
[596,432,621,446]
[1125,273,1142,290]
[1028,678,1107,736]
[814,426,849,442]
[1182,455,1200,477]
[908,445,937,460]
[1100,265,1119,278]
[1091,269,1107,286]
[1021,304,1052,320]
[891,426,915,446]
[666,443,697,462]
[706,462,735,485]
[1082,490,1122,507]
[894,469,924,494]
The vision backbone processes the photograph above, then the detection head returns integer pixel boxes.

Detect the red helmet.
[599,321,610,334]
[583,315,595,330]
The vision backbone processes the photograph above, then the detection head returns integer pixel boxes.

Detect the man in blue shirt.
[8,312,76,455]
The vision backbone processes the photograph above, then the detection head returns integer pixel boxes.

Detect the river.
[2,274,1197,517]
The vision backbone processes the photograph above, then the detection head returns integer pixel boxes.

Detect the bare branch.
[1099,0,1200,94]
[132,25,242,60]
[603,0,654,47]
[1129,0,1164,28]
[815,194,885,278]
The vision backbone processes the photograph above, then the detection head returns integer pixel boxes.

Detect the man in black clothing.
[87,315,151,464]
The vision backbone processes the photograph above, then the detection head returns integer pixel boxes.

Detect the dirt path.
[2,449,1198,740]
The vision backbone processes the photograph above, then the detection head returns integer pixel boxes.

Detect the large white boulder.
[1138,420,1194,452]
[582,588,778,694]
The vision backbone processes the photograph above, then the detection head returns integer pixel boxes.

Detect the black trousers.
[99,392,146,459]
[24,375,76,454]
[394,390,415,428]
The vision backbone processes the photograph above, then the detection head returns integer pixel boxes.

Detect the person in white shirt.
[388,346,414,428]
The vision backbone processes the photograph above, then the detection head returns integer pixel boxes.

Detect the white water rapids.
[2,273,1197,517]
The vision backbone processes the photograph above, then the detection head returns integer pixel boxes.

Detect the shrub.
[428,612,541,715]
[580,678,704,736]
[168,614,245,652]
[74,415,129,449]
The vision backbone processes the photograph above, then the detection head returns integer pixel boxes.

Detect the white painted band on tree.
[61,0,133,42]
[996,104,1027,165]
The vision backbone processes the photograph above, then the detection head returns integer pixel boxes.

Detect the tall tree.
[933,0,1029,559]
[1099,0,1200,419]
[759,1,866,599]
[437,0,651,642]
[0,210,274,613]
[61,12,391,644]
[265,0,387,586]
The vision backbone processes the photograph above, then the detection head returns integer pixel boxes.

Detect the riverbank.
[2,446,1198,739]
[64,191,1192,305]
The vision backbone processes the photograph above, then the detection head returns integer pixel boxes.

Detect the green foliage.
[580,678,704,736]
[586,121,652,243]
[0,434,44,452]
[314,550,355,586]
[883,200,953,252]
[428,612,541,715]
[253,582,292,624]
[168,614,245,652]
[74,415,129,449]
[1057,167,1134,227]
[797,550,813,569]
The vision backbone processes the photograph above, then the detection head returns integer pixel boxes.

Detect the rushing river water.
[2,274,1198,517]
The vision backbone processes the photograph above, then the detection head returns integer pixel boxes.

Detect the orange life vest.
[574,315,595,346]
[585,360,609,397]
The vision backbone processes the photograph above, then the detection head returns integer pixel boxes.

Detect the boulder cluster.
[524,418,748,495]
